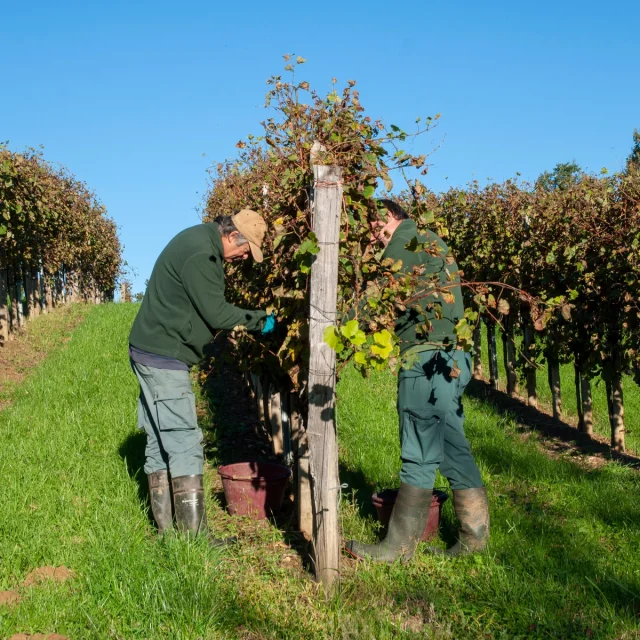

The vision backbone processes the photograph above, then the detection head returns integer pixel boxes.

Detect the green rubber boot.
[345,483,432,563]
[438,487,489,556]
[147,471,173,535]
[172,475,236,548]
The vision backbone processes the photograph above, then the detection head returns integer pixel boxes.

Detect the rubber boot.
[148,471,173,535]
[345,483,432,563]
[172,474,235,548]
[438,487,489,556]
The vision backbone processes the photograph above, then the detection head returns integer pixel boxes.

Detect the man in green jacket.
[346,199,489,562]
[129,209,274,542]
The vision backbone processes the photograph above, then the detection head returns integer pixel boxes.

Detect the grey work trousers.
[398,350,483,490]
[130,360,204,478]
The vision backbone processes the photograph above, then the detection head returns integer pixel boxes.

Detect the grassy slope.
[337,366,640,639]
[1,303,639,639]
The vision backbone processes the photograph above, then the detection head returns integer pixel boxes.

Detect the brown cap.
[232,209,267,263]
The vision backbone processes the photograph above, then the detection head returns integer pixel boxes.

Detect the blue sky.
[3,0,638,292]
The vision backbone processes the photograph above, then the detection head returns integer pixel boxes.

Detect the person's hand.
[261,314,276,335]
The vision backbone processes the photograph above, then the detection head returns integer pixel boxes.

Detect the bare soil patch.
[0,590,21,606]
[22,566,75,587]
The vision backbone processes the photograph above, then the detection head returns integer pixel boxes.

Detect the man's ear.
[228,230,239,245]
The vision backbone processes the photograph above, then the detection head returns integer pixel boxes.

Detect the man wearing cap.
[129,209,274,543]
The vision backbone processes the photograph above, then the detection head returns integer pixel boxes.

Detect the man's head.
[370,198,409,247]
[215,209,267,263]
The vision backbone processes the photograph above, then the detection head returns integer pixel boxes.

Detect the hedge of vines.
[0,145,121,338]
[427,152,640,451]
[204,59,638,452]
[204,57,459,390]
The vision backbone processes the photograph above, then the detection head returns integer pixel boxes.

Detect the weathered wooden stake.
[31,266,41,317]
[502,319,518,397]
[8,265,18,333]
[523,322,537,408]
[547,355,562,419]
[580,375,593,435]
[268,384,285,457]
[43,271,53,313]
[472,324,482,378]
[575,365,585,431]
[307,159,342,591]
[607,347,625,452]
[290,392,313,539]
[0,269,8,344]
[487,321,499,390]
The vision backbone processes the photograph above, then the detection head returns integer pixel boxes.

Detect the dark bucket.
[219,462,291,519]
[372,488,449,541]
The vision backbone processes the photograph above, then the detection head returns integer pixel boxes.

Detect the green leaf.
[363,185,375,199]
[354,351,368,365]
[323,326,344,353]
[340,319,359,340]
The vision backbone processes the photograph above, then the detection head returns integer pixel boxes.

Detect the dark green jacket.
[129,223,266,366]
[383,219,463,353]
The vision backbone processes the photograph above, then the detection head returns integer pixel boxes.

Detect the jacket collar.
[383,219,418,257]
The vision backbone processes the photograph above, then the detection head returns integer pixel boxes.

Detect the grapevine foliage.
[204,57,465,387]
[0,146,121,296]
[205,59,639,391]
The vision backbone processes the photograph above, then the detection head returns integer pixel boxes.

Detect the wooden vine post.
[580,375,593,434]
[547,354,562,420]
[502,317,519,397]
[306,147,342,591]
[0,269,8,344]
[607,344,625,452]
[486,320,499,390]
[472,324,482,378]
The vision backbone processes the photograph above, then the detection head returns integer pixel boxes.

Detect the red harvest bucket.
[219,462,291,519]
[372,488,449,541]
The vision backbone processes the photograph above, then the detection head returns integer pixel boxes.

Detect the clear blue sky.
[3,0,638,292]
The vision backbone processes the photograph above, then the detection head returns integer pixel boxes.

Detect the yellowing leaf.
[354,352,368,365]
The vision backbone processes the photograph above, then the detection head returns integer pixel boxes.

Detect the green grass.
[0,303,90,405]
[337,365,640,639]
[478,326,640,454]
[1,303,640,638]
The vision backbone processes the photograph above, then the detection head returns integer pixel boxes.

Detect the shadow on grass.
[339,374,640,631]
[118,430,155,528]
[467,377,640,468]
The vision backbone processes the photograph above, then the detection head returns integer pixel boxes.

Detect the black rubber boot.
[345,483,432,563]
[172,474,236,548]
[147,471,173,535]
[437,487,489,556]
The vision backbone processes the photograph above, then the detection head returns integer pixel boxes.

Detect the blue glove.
[261,314,276,335]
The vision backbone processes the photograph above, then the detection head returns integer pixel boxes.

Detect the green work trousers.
[130,360,204,478]
[398,349,483,490]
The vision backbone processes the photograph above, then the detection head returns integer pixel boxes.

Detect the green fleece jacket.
[382,219,463,353]
[129,223,266,366]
